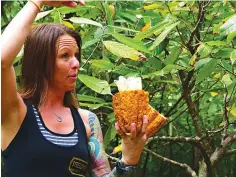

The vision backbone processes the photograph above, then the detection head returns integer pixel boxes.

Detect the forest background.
[1,0,236,177]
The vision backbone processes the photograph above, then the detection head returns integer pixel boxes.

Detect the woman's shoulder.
[78,108,94,138]
[78,108,96,121]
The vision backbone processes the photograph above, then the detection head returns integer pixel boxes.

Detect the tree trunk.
[198,160,207,177]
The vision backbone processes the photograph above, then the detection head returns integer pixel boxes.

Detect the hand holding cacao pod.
[112,76,167,137]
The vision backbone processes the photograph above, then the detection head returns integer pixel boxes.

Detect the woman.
[1,1,149,176]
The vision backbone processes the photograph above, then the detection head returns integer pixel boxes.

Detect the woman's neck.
[40,88,65,109]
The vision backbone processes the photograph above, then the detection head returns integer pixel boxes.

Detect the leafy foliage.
[2,1,236,177]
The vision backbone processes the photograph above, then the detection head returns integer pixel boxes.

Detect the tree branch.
[147,135,214,177]
[144,148,198,177]
[186,2,205,54]
[148,136,200,145]
[211,131,236,168]
[225,149,236,156]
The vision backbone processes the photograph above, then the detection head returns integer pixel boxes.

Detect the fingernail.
[115,122,119,130]
[131,123,136,126]
[143,116,148,123]
[80,0,86,6]
[131,123,136,130]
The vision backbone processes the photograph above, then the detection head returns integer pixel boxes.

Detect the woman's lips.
[68,74,77,80]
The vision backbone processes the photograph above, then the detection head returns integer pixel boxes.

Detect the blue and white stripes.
[32,105,78,147]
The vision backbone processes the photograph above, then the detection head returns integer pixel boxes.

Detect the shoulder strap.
[70,106,88,144]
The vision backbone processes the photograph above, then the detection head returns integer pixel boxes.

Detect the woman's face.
[52,34,80,91]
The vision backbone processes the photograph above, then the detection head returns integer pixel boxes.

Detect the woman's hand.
[39,0,86,8]
[115,115,149,165]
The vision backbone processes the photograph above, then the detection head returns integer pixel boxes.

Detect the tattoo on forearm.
[88,112,125,177]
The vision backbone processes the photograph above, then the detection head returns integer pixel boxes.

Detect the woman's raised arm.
[1,0,84,122]
[1,1,43,123]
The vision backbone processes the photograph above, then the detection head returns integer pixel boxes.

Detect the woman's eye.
[62,53,69,59]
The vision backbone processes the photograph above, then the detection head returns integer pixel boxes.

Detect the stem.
[144,148,198,177]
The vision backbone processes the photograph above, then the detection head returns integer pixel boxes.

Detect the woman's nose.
[71,56,80,69]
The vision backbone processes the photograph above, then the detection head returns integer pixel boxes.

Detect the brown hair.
[19,23,81,108]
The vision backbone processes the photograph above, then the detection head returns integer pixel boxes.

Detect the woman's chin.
[66,85,76,91]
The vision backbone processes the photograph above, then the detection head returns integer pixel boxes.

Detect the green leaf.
[222,74,232,87]
[134,21,169,40]
[205,41,227,46]
[35,10,53,21]
[116,11,137,24]
[197,43,212,58]
[78,74,111,95]
[149,22,180,51]
[79,102,110,110]
[145,64,185,77]
[213,48,234,58]
[164,47,182,65]
[230,49,236,65]
[57,6,94,14]
[227,31,236,44]
[227,80,236,99]
[77,94,105,103]
[196,59,218,84]
[103,41,146,61]
[152,38,169,56]
[62,20,75,30]
[104,124,117,148]
[13,46,24,65]
[195,58,212,70]
[103,3,113,28]
[70,17,103,28]
[82,38,100,49]
[107,25,139,33]
[220,15,236,35]
[91,59,115,70]
[14,64,21,77]
[113,64,138,75]
[111,32,150,54]
[108,112,115,123]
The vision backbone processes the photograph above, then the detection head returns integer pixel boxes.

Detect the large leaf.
[77,94,105,103]
[79,102,111,110]
[205,41,227,46]
[144,64,185,78]
[230,49,236,65]
[57,6,94,14]
[91,59,115,70]
[196,59,218,84]
[35,10,53,21]
[111,32,150,54]
[164,47,182,65]
[78,74,111,95]
[113,64,138,75]
[103,3,114,28]
[220,15,236,35]
[107,25,139,33]
[104,124,117,148]
[70,17,103,28]
[195,58,212,70]
[134,21,169,40]
[227,31,236,44]
[149,22,180,51]
[103,41,146,61]
[197,43,212,58]
[82,38,100,49]
[213,48,234,58]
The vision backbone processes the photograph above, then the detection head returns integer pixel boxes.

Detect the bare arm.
[1,1,41,123]
[88,112,125,177]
